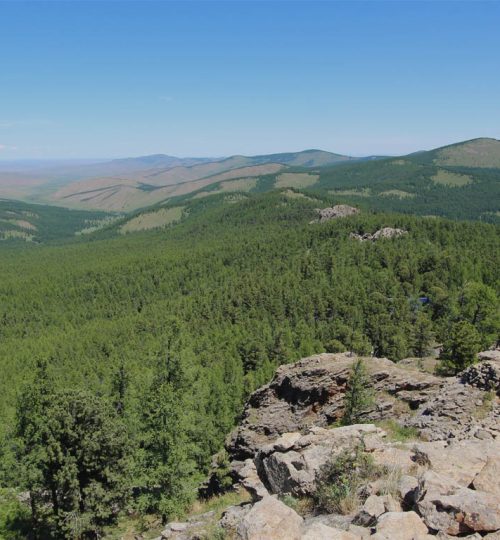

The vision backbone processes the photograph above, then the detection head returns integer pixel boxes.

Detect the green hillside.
[0,191,498,536]
[0,199,114,243]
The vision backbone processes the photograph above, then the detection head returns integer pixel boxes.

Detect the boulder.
[397,475,419,506]
[353,494,385,526]
[411,439,500,487]
[375,511,428,540]
[350,228,408,242]
[460,358,500,394]
[301,522,360,539]
[236,496,303,540]
[256,424,382,496]
[472,456,500,496]
[238,459,269,501]
[219,504,251,532]
[416,470,500,535]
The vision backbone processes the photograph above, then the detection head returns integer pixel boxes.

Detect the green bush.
[314,445,382,514]
[0,489,32,540]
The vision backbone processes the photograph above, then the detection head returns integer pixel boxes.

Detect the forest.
[0,191,498,538]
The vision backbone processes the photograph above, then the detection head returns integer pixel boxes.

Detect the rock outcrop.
[228,353,441,461]
[166,353,500,539]
[350,227,408,241]
[315,205,360,222]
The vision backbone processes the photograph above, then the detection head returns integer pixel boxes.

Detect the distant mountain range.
[0,138,498,225]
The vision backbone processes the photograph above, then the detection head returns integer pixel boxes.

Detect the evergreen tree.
[341,359,374,426]
[440,320,482,374]
[411,312,434,358]
[16,365,130,539]
[138,349,197,524]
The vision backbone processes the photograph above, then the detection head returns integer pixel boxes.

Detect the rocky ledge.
[165,353,500,539]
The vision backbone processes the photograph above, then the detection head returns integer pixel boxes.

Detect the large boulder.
[350,228,408,241]
[416,470,500,535]
[374,511,428,540]
[236,496,303,540]
[460,358,500,394]
[472,456,500,496]
[255,424,383,496]
[407,375,500,441]
[411,439,500,486]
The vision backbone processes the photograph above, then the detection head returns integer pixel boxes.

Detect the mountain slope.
[43,150,353,211]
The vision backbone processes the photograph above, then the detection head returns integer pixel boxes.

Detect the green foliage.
[314,445,382,514]
[0,199,111,244]
[439,320,482,374]
[137,348,198,523]
[342,359,374,426]
[15,362,131,538]
[411,311,434,358]
[377,419,420,442]
[0,489,32,540]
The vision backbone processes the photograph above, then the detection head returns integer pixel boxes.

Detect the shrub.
[314,445,382,514]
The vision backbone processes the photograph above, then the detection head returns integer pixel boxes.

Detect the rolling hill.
[0,149,356,212]
[0,139,498,235]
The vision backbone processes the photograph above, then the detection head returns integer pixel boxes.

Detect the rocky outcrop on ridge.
[350,227,408,241]
[314,205,360,222]
[164,353,500,539]
[227,353,441,461]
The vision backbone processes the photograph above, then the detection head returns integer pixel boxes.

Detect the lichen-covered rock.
[255,424,382,496]
[416,469,500,535]
[236,496,303,540]
[407,374,500,441]
[460,358,500,394]
[227,353,441,461]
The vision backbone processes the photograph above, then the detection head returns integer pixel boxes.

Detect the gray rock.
[315,205,360,223]
[375,511,428,540]
[256,424,382,496]
[350,228,408,242]
[416,470,500,535]
[301,522,360,539]
[219,504,251,531]
[472,456,500,496]
[228,353,441,461]
[353,494,385,526]
[237,459,269,501]
[236,496,303,540]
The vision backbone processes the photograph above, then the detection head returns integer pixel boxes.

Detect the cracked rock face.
[212,354,500,540]
[227,353,442,461]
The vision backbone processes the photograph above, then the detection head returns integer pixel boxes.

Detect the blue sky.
[1,0,499,159]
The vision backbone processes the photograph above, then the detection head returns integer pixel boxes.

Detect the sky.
[1,0,499,159]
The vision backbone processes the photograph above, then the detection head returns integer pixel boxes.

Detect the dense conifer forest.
[0,191,498,537]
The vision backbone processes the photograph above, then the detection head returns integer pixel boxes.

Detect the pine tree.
[412,312,434,358]
[139,349,197,524]
[440,320,482,374]
[16,364,130,538]
[341,359,374,426]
